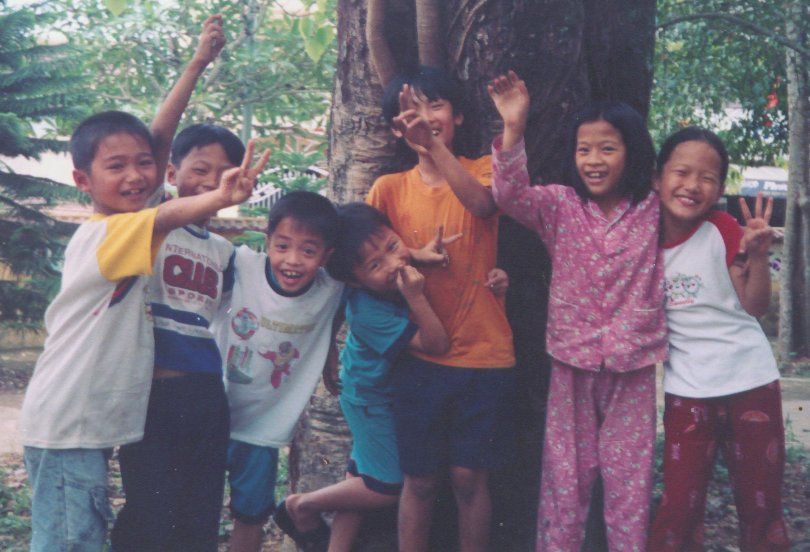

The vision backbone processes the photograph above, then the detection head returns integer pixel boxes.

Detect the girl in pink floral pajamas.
[487,72,668,551]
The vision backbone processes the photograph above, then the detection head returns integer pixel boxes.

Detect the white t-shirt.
[149,225,234,374]
[20,209,159,449]
[662,211,778,398]
[214,246,344,447]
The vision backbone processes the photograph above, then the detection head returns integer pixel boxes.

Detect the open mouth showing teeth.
[121,189,145,197]
[281,270,302,279]
[585,172,607,179]
[431,130,440,136]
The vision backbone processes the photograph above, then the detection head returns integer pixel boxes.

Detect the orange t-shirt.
[366,155,515,369]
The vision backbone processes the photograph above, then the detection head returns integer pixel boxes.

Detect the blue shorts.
[392,355,517,475]
[227,440,279,525]
[24,447,113,552]
[340,396,403,495]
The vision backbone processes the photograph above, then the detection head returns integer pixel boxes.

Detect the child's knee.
[405,474,439,502]
[449,466,488,502]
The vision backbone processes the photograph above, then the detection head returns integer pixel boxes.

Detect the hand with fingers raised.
[739,192,774,260]
[218,139,271,207]
[193,14,226,68]
[412,225,463,267]
[487,70,529,149]
[391,84,435,154]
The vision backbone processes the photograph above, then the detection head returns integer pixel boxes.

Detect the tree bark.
[289,1,657,550]
[780,0,810,362]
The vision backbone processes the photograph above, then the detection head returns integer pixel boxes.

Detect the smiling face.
[405,92,463,152]
[265,216,331,294]
[351,226,411,296]
[73,132,158,215]
[575,119,627,213]
[655,140,724,242]
[169,142,237,199]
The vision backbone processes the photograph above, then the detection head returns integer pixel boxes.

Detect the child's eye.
[276,244,288,251]
[576,147,589,155]
[304,249,317,257]
[138,158,156,167]
[193,168,207,175]
[107,164,124,171]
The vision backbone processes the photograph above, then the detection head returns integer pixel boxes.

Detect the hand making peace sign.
[739,192,774,259]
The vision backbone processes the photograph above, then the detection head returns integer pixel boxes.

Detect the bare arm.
[393,85,496,218]
[322,308,345,396]
[151,15,225,182]
[488,71,529,152]
[153,140,269,237]
[729,194,774,317]
[397,266,450,356]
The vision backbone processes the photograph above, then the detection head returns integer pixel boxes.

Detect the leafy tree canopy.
[651,0,789,166]
[0,3,89,328]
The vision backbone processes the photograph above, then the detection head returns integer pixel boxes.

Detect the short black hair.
[70,111,154,172]
[326,203,393,283]
[381,65,466,123]
[657,126,729,187]
[266,191,338,248]
[170,123,246,167]
[565,101,655,204]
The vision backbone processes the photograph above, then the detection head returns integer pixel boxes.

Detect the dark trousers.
[648,381,790,552]
[111,373,229,552]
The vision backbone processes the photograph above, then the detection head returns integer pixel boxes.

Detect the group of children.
[18,15,790,552]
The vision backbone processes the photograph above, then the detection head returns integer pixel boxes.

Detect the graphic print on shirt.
[162,250,220,308]
[226,344,254,384]
[665,273,703,307]
[260,341,300,389]
[232,307,259,340]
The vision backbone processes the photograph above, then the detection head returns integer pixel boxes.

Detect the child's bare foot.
[285,493,323,533]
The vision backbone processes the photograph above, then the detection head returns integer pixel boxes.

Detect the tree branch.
[657,12,810,59]
[366,0,397,87]
[416,0,444,68]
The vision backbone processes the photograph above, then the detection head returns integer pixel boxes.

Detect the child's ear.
[652,175,661,192]
[73,169,91,193]
[166,163,178,184]
[454,112,464,127]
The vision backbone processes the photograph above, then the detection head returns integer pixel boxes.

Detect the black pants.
[111,373,229,552]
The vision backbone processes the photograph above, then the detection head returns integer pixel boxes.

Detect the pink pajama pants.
[648,381,790,551]
[536,361,656,552]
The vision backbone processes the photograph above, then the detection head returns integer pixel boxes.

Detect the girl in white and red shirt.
[649,127,790,551]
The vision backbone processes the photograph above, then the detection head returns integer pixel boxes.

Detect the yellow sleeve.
[96,208,159,281]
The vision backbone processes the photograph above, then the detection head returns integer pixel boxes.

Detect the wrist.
[188,58,209,74]
[504,121,526,135]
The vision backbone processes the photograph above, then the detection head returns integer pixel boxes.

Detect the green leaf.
[105,0,126,16]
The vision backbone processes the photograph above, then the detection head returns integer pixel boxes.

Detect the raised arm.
[393,85,497,218]
[397,265,449,356]
[729,194,774,317]
[488,71,529,151]
[151,15,225,182]
[154,140,269,236]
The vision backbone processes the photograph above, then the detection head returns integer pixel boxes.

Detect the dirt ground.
[2,348,809,550]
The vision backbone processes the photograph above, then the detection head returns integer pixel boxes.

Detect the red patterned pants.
[648,381,790,551]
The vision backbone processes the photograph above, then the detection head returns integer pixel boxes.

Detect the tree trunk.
[289,1,656,550]
[780,1,810,363]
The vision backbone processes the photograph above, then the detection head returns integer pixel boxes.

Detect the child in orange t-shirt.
[366,66,515,552]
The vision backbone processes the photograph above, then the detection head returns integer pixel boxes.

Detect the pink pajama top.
[492,136,667,372]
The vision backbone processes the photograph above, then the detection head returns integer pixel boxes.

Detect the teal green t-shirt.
[339,288,417,405]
